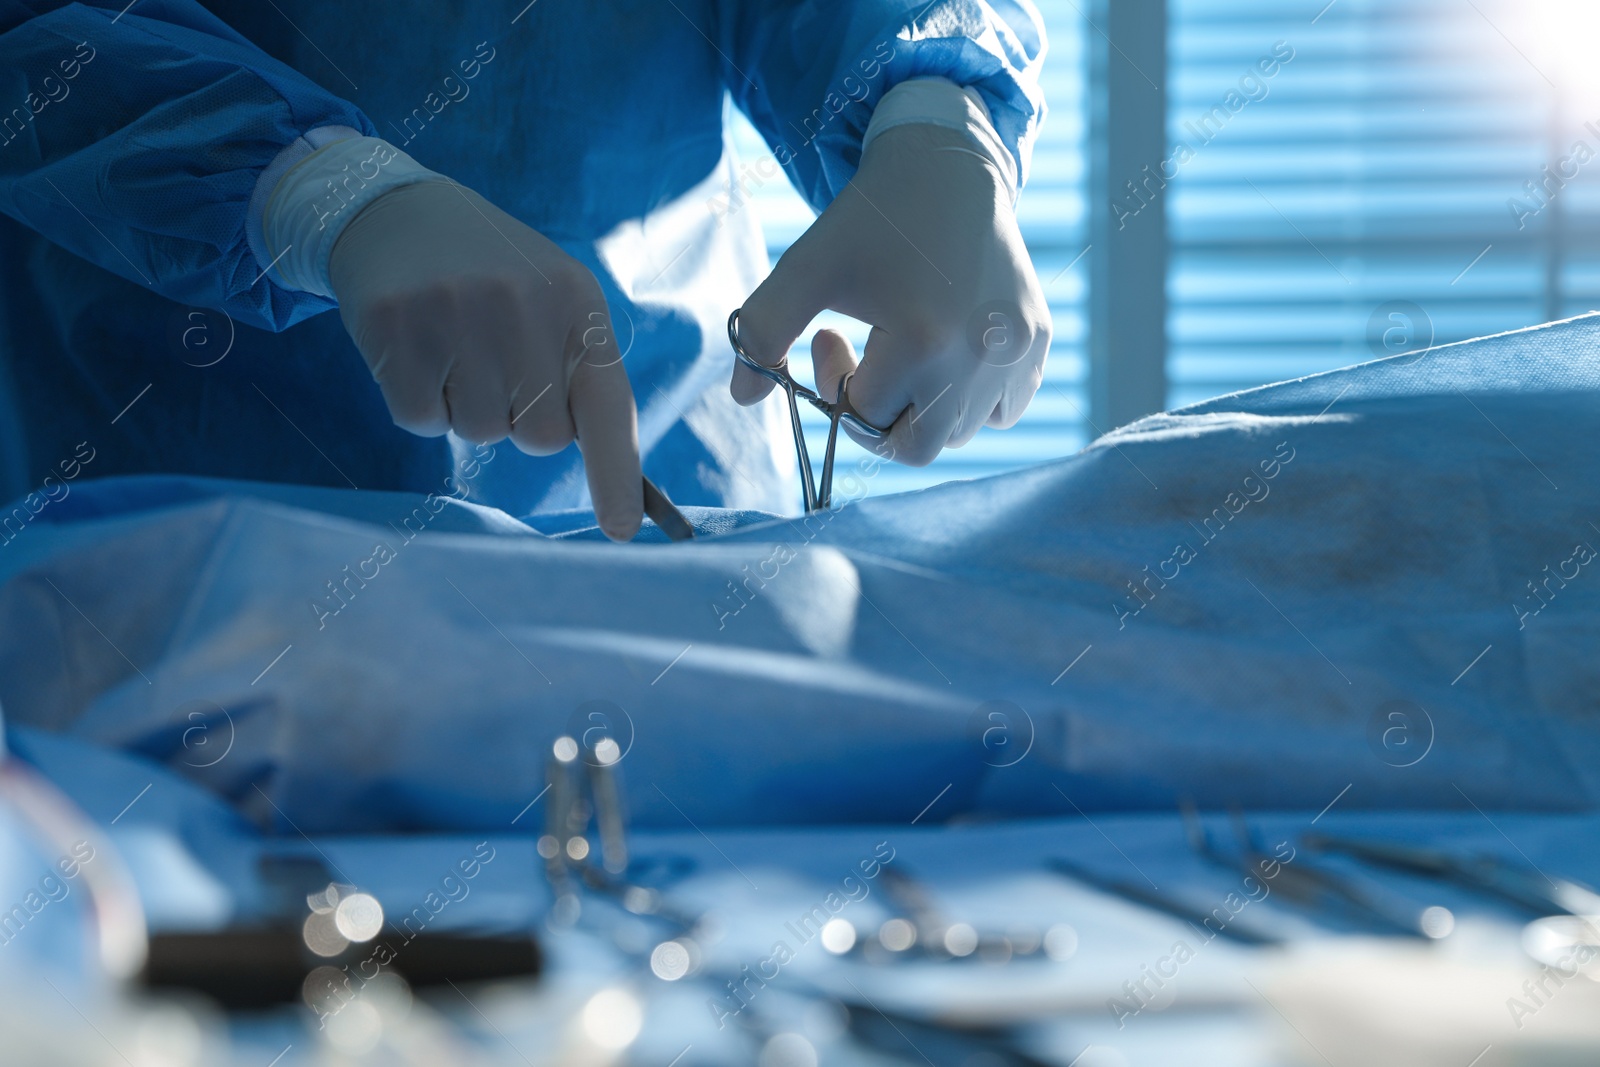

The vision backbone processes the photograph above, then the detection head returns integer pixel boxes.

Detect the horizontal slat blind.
[1167,0,1569,409]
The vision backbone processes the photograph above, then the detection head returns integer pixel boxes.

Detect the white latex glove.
[328,180,642,541]
[731,122,1050,466]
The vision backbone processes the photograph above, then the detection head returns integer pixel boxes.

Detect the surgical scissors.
[727,308,888,512]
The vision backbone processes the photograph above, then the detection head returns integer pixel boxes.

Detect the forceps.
[727,308,888,512]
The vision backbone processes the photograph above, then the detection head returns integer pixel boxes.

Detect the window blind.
[1167,0,1573,409]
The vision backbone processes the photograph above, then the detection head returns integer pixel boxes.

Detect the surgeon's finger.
[731,233,832,405]
[507,305,575,455]
[507,372,573,456]
[987,363,1044,430]
[947,381,1005,449]
[844,324,920,430]
[817,326,910,460]
[372,345,451,436]
[810,328,860,408]
[567,323,642,542]
[442,351,513,444]
[361,310,452,437]
[884,382,963,467]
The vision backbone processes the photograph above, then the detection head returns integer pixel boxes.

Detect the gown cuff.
[862,77,1019,204]
[255,134,445,298]
[246,126,361,287]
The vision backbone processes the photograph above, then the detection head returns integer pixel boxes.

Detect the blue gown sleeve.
[719,0,1047,212]
[0,1,375,331]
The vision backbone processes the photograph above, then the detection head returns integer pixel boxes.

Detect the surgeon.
[0,1,1049,540]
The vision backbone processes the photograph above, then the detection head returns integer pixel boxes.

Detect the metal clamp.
[727,308,887,512]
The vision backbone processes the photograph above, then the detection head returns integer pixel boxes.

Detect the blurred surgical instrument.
[1303,831,1600,917]
[1182,802,1432,938]
[1047,858,1282,946]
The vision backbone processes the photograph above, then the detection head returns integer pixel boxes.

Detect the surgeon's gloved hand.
[327,180,642,541]
[731,81,1050,466]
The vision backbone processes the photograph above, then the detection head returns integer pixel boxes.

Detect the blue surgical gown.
[0,0,1045,515]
